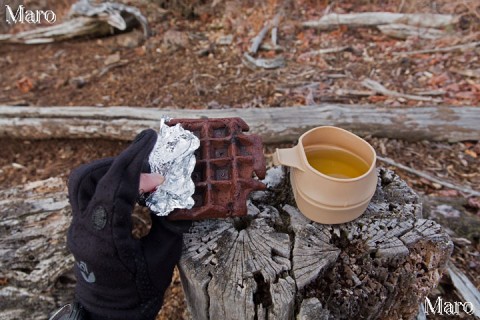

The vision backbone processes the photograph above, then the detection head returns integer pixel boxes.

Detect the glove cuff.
[77,298,163,320]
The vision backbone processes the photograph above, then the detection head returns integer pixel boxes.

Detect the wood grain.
[178,168,453,319]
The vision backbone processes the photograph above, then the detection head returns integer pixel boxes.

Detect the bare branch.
[361,79,443,102]
[394,41,480,55]
[377,156,480,197]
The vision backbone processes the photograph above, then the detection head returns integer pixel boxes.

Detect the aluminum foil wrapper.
[145,119,200,216]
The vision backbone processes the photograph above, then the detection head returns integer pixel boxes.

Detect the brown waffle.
[166,117,266,220]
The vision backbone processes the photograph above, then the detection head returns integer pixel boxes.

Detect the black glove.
[67,129,183,320]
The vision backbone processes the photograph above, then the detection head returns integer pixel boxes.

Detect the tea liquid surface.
[306,148,369,179]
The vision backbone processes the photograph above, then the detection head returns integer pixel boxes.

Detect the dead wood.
[377,156,480,197]
[302,12,457,30]
[378,24,446,40]
[178,168,453,319]
[334,89,374,97]
[447,263,480,318]
[298,46,350,60]
[249,13,283,54]
[242,53,285,69]
[450,68,480,79]
[1,104,479,143]
[0,0,149,44]
[0,178,74,319]
[394,41,480,55]
[361,79,443,102]
[250,23,270,54]
[271,14,281,48]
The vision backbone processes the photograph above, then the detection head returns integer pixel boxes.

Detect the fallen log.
[1,104,479,142]
[377,24,446,40]
[303,12,457,30]
[178,168,453,319]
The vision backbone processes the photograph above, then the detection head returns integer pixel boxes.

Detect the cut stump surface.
[178,168,453,320]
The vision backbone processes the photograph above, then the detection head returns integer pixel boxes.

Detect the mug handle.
[272,146,305,172]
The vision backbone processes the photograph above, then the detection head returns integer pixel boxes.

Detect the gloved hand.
[67,129,183,320]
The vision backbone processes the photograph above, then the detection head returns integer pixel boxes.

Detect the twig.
[191,70,201,96]
[1,99,29,106]
[377,156,480,197]
[324,4,333,15]
[459,0,480,20]
[335,89,374,97]
[412,89,446,96]
[250,23,270,54]
[298,46,350,59]
[271,14,281,47]
[98,60,129,77]
[242,53,285,69]
[394,41,480,55]
[275,82,321,93]
[361,79,443,102]
[450,68,480,78]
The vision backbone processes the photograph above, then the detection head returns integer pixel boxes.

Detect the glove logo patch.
[77,261,96,283]
[91,206,107,231]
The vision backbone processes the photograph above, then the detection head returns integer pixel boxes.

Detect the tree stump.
[0,168,453,320]
[178,168,453,320]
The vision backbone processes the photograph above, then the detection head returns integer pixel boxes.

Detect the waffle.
[166,117,266,220]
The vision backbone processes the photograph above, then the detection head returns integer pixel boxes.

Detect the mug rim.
[298,126,377,183]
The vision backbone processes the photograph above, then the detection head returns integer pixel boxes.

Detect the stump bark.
[178,168,453,320]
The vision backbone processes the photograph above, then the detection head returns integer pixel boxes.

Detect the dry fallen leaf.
[104,52,121,66]
[455,91,476,100]
[465,149,478,158]
[16,77,34,93]
[432,182,442,190]
[468,197,480,209]
[368,95,388,102]
[428,72,449,86]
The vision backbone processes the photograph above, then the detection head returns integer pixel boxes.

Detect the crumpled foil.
[145,119,200,216]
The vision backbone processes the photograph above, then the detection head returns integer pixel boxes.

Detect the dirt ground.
[1,0,479,108]
[0,0,479,319]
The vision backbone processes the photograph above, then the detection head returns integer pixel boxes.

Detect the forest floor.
[0,0,479,319]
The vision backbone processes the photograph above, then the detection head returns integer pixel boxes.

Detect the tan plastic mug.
[272,126,377,224]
